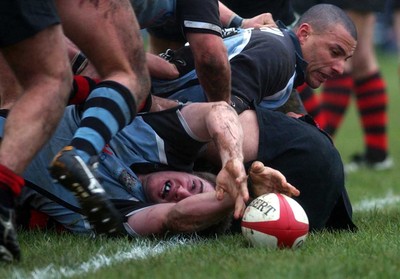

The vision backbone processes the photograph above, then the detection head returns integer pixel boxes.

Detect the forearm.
[181,102,244,165]
[196,58,231,102]
[165,192,234,233]
[207,103,244,166]
[146,53,179,80]
[187,33,231,102]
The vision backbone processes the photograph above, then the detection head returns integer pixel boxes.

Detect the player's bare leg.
[0,25,71,175]
[0,24,71,262]
[50,0,150,235]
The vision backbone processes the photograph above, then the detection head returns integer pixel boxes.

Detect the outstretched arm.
[126,192,234,236]
[181,102,248,219]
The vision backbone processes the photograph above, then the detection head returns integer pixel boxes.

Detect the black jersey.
[152,26,307,111]
[249,104,356,231]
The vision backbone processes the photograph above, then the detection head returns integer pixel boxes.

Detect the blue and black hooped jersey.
[0,104,210,234]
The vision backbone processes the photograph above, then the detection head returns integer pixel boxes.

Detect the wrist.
[227,14,244,28]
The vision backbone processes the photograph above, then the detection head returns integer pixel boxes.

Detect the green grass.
[2,50,400,278]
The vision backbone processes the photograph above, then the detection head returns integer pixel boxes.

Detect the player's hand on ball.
[215,158,249,219]
[248,161,300,198]
[241,193,309,249]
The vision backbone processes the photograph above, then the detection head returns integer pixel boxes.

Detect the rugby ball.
[241,193,309,249]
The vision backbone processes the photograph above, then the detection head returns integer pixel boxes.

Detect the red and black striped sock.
[319,73,353,136]
[354,72,388,161]
[69,75,99,105]
[296,83,326,128]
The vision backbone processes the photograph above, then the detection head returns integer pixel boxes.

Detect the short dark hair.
[293,4,357,40]
[193,171,217,188]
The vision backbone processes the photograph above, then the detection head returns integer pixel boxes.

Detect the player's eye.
[200,181,204,193]
[162,180,172,199]
[192,181,195,190]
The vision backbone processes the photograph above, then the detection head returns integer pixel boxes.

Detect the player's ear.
[296,23,312,44]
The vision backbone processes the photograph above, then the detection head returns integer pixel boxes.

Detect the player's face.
[142,171,215,203]
[300,23,357,88]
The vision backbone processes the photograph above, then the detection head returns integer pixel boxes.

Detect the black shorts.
[0,0,60,47]
[391,0,400,10]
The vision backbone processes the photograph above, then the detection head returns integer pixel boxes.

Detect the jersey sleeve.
[176,0,222,36]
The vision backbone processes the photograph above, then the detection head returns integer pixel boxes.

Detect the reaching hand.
[0,204,21,263]
[215,159,249,219]
[248,161,300,198]
[242,13,277,29]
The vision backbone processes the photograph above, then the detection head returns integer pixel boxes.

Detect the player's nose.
[175,185,191,201]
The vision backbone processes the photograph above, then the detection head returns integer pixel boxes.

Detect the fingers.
[248,161,301,198]
[249,161,265,174]
[233,196,246,219]
[236,174,249,202]
[287,183,300,197]
[215,187,225,200]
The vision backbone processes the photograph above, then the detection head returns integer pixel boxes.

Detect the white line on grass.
[353,191,400,212]
[11,193,400,278]
[11,237,196,279]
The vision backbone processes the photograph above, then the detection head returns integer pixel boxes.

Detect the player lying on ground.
[5,97,299,236]
[7,91,355,236]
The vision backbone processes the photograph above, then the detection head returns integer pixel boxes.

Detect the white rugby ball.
[241,193,309,249]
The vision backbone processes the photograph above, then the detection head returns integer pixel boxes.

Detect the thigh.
[1,24,69,89]
[56,0,144,76]
[0,53,22,109]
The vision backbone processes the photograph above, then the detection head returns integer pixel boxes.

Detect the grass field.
[2,50,400,279]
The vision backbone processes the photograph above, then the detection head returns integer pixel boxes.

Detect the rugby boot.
[0,204,20,263]
[49,146,124,236]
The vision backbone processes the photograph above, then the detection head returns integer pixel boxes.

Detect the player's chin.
[307,78,323,89]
